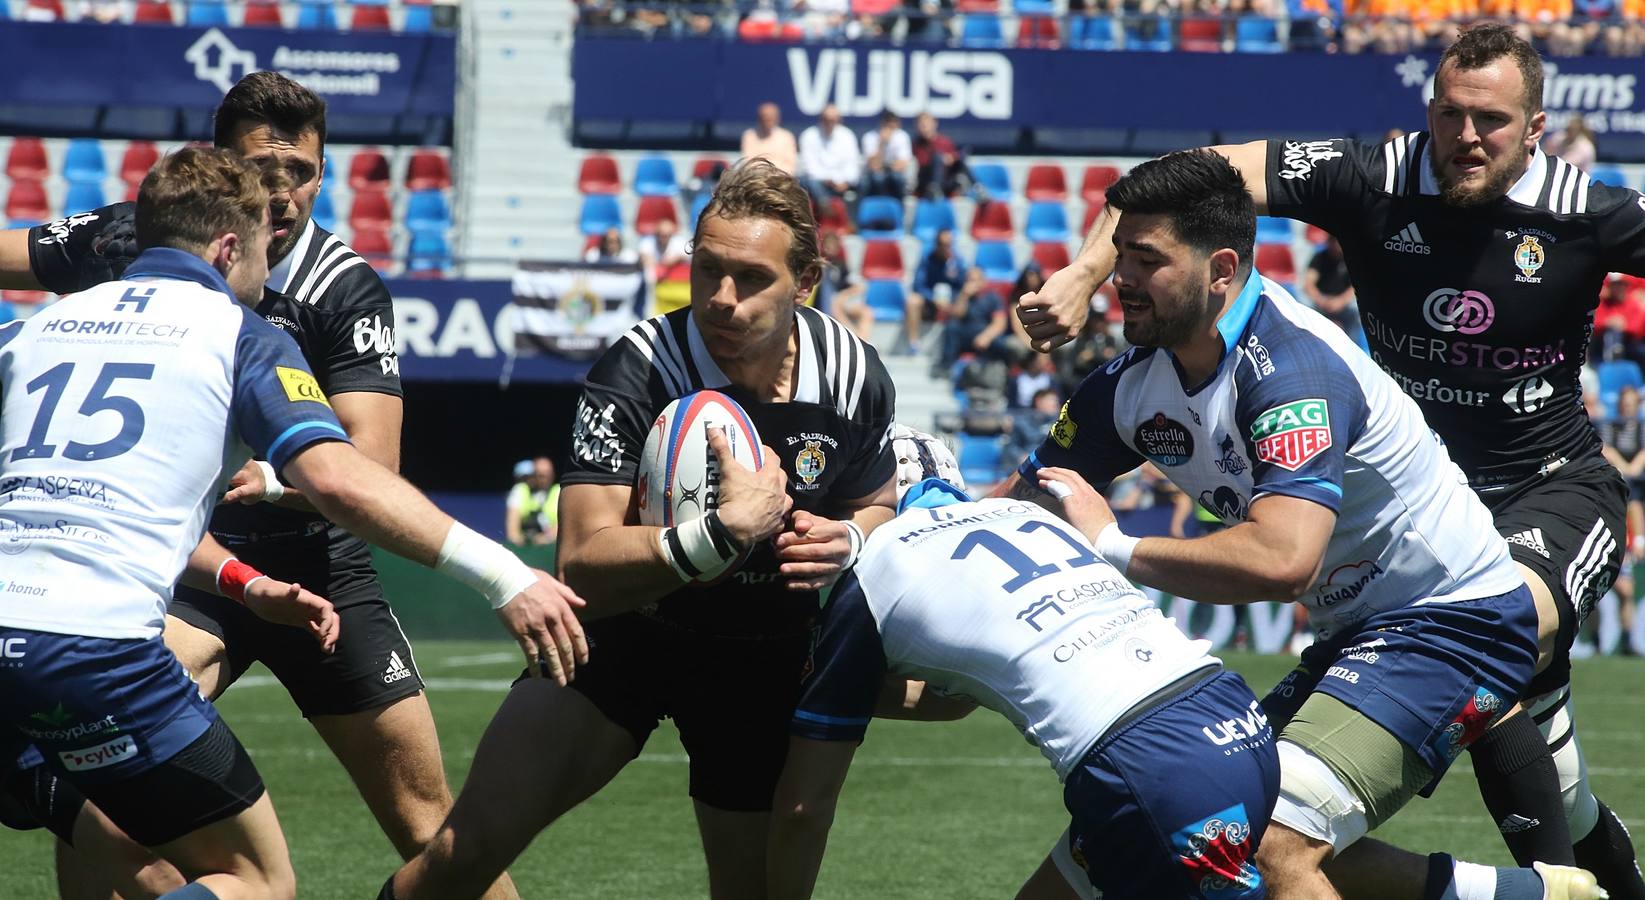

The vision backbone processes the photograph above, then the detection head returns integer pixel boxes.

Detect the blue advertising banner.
[572,38,1645,137]
[1,22,455,117]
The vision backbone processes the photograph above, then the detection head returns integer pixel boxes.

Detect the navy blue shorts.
[1260,587,1540,783]
[1063,668,1282,900]
[0,629,217,786]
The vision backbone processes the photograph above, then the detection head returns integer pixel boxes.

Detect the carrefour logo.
[788,48,1012,120]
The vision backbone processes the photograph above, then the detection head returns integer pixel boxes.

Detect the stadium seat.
[960,15,1006,47]
[311,190,336,232]
[1179,17,1225,51]
[405,149,452,190]
[1025,202,1070,243]
[65,181,105,213]
[402,0,434,31]
[970,162,1011,201]
[691,156,728,181]
[133,1,175,23]
[974,241,1015,281]
[405,190,451,234]
[633,157,680,198]
[1032,242,1071,275]
[1082,201,1104,235]
[970,201,1014,241]
[1255,243,1297,285]
[349,190,393,232]
[865,279,906,322]
[243,0,285,26]
[1234,15,1284,52]
[814,196,850,235]
[1079,164,1121,205]
[23,0,64,19]
[1598,360,1645,413]
[689,192,712,229]
[347,149,391,191]
[1015,0,1054,11]
[1591,166,1629,188]
[5,180,50,225]
[186,0,229,25]
[351,227,393,272]
[954,0,998,10]
[2,290,50,306]
[856,196,904,239]
[853,0,900,14]
[1305,224,1330,246]
[408,231,452,275]
[634,196,678,235]
[1016,15,1060,47]
[349,1,392,30]
[120,141,159,185]
[579,195,621,236]
[860,241,905,280]
[1256,216,1293,245]
[1069,15,1120,49]
[1124,16,1173,51]
[957,433,1004,485]
[910,198,957,245]
[63,139,106,185]
[294,0,336,30]
[1024,164,1068,202]
[576,155,621,194]
[5,137,48,180]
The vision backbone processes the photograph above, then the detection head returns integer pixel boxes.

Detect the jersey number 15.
[11,362,155,463]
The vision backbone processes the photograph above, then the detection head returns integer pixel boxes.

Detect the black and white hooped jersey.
[1265,135,1645,495]
[562,305,898,637]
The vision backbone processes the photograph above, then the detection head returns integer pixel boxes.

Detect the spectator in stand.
[1053,298,1125,395]
[1602,0,1644,55]
[912,113,971,200]
[1002,386,1063,471]
[797,0,852,37]
[903,0,953,41]
[798,104,861,208]
[585,227,639,264]
[1545,115,1598,171]
[816,231,876,342]
[639,218,690,275]
[1303,236,1366,348]
[1008,262,1047,349]
[1409,0,1476,49]
[1593,274,1645,366]
[1288,0,1343,49]
[1011,350,1058,409]
[740,102,798,174]
[1600,386,1645,566]
[860,111,913,198]
[505,457,561,547]
[938,266,1013,372]
[78,0,128,22]
[1514,0,1581,53]
[904,228,966,353]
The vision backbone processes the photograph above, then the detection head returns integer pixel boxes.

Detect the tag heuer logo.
[1051,401,1077,449]
[1249,399,1332,471]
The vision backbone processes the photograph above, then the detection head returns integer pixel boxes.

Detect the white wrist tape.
[1095,522,1141,575]
[659,512,744,584]
[253,460,286,502]
[841,521,866,570]
[436,522,538,610]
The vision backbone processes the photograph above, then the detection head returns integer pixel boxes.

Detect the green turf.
[2,644,1641,898]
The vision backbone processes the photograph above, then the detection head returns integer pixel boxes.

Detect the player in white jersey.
[0,148,586,900]
[994,151,1602,900]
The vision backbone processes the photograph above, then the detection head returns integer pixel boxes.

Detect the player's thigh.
[152,791,294,900]
[65,799,185,899]
[1015,833,1094,900]
[162,613,231,700]
[310,691,450,855]
[691,801,769,900]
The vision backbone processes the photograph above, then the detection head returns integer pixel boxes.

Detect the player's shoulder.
[1269,134,1392,189]
[1078,343,1158,395]
[588,308,693,399]
[796,304,893,421]
[282,224,389,310]
[1236,283,1366,386]
[1584,177,1645,220]
[31,201,136,247]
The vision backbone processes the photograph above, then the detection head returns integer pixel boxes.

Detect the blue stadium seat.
[408,231,451,273]
[632,156,679,197]
[1024,202,1070,243]
[970,162,1011,201]
[1124,16,1173,51]
[1234,16,1284,52]
[689,192,711,228]
[910,198,957,244]
[1256,216,1293,245]
[1015,0,1054,11]
[974,241,1015,281]
[403,3,433,30]
[65,180,106,213]
[1070,15,1120,50]
[865,279,906,322]
[578,195,622,236]
[1598,359,1644,415]
[187,0,230,25]
[63,139,105,185]
[857,196,904,240]
[405,190,451,233]
[1591,166,1629,188]
[296,0,338,30]
[311,190,336,232]
[960,15,1006,47]
[957,433,1004,485]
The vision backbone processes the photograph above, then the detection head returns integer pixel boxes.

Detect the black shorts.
[170,534,423,718]
[1488,456,1627,696]
[567,612,810,812]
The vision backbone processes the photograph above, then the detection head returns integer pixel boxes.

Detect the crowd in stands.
[575,0,1645,56]
[2,0,453,30]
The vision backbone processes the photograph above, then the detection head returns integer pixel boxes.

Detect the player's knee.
[1255,823,1333,888]
[131,857,186,898]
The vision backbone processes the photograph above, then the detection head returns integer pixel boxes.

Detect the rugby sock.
[1423,854,1547,900]
[1573,802,1645,900]
[1470,713,1576,866]
[157,884,220,900]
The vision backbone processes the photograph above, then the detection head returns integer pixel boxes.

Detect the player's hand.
[774,511,854,592]
[243,579,340,654]
[709,428,792,548]
[1037,467,1116,542]
[222,459,268,505]
[497,571,589,686]
[1016,264,1096,352]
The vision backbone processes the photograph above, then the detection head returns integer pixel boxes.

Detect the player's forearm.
[179,534,237,594]
[283,442,452,567]
[1066,203,1120,293]
[0,228,43,291]
[1124,524,1322,605]
[558,524,702,615]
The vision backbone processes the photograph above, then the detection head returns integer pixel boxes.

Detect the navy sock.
[158,884,220,900]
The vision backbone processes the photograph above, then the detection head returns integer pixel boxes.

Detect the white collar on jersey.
[1416,138,1549,207]
[682,308,822,404]
[265,217,318,295]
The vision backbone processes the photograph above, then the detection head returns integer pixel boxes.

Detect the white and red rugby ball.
[636,390,764,528]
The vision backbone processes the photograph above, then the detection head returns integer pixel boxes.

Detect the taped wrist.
[436,522,538,610]
[660,512,746,583]
[842,520,866,569]
[253,460,286,502]
[1095,522,1140,575]
[215,558,266,604]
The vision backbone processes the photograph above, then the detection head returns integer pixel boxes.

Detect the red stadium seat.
[634,196,678,235]
[348,189,393,232]
[1024,164,1068,202]
[23,0,64,19]
[1032,242,1071,276]
[691,156,727,181]
[2,290,50,305]
[133,1,175,23]
[5,138,49,181]
[1305,225,1330,246]
[1016,16,1060,47]
[6,180,50,224]
[852,0,898,13]
[126,182,141,202]
[815,196,850,236]
[351,227,394,272]
[1082,200,1105,236]
[1179,18,1224,51]
[955,0,998,11]
[970,201,1014,241]
[350,3,392,30]
[1255,244,1297,284]
[577,155,621,194]
[242,0,284,26]
[347,148,391,191]
[737,17,777,40]
[860,240,904,280]
[119,141,160,186]
[405,149,451,190]
[1079,165,1121,205]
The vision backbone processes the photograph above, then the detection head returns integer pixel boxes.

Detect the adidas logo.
[1498,813,1542,834]
[383,650,413,684]
[1507,528,1551,559]
[1384,222,1431,255]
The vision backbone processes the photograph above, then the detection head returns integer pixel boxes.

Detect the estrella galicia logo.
[1198,486,1249,522]
[1213,435,1247,476]
[1134,412,1194,467]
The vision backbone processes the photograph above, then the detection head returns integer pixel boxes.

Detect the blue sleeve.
[1234,331,1368,513]
[1016,350,1146,492]
[229,307,351,473]
[791,572,888,743]
[0,320,21,352]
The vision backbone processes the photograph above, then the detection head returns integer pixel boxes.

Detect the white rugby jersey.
[1022,273,1523,641]
[793,497,1218,780]
[0,249,349,640]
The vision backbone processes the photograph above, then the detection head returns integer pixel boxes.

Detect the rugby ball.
[637,390,764,528]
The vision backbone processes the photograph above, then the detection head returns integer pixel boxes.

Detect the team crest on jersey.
[1513,235,1545,284]
[1134,413,1194,466]
[795,441,827,486]
[276,366,331,408]
[1051,401,1078,449]
[1249,399,1331,471]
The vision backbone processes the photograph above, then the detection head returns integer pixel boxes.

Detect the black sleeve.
[1015,349,1146,492]
[304,266,403,397]
[26,202,138,295]
[562,338,661,487]
[791,572,888,742]
[830,343,899,501]
[1263,138,1384,234]
[1592,182,1645,277]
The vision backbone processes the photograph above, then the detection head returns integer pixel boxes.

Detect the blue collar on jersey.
[898,477,972,513]
[121,247,238,301]
[1214,268,1265,357]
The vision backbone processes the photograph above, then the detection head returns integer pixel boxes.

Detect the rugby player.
[1017,25,1645,895]
[383,159,901,900]
[0,73,524,898]
[0,148,583,900]
[995,150,1602,900]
